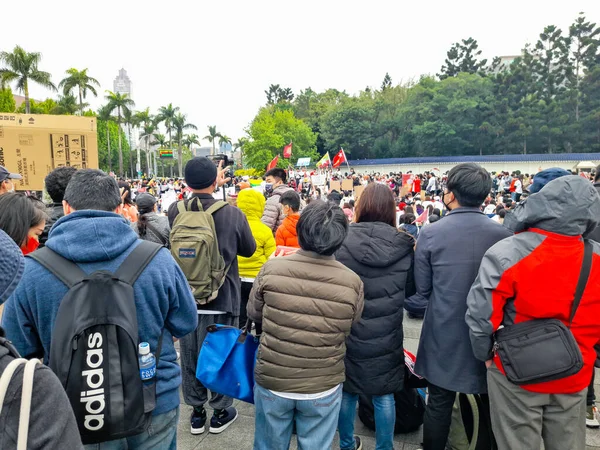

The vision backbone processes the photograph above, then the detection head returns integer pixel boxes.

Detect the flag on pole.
[283,141,293,159]
[332,148,347,168]
[266,155,279,171]
[316,152,331,168]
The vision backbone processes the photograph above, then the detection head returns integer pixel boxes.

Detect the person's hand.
[485,360,493,369]
[216,160,231,188]
[270,248,286,259]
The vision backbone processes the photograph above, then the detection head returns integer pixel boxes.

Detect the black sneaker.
[209,407,238,434]
[190,407,207,435]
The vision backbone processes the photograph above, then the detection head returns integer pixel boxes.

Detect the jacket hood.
[237,189,266,220]
[47,210,139,262]
[504,176,600,236]
[343,222,414,268]
[283,214,300,235]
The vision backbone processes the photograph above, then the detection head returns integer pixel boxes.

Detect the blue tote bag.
[196,321,259,404]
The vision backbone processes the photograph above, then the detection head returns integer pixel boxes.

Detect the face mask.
[442,191,453,211]
[265,183,273,195]
[22,236,40,255]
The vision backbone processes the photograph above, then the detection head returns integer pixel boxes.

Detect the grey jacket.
[0,339,83,449]
[261,185,294,234]
[414,207,512,394]
[131,212,171,247]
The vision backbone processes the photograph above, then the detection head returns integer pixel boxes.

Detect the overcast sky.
[3,0,600,147]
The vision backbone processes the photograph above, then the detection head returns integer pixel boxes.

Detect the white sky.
[2,0,600,147]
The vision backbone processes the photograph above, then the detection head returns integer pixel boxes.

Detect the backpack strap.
[145,222,169,247]
[27,247,87,288]
[569,239,594,326]
[114,241,163,286]
[205,201,227,216]
[17,359,40,450]
[0,358,27,416]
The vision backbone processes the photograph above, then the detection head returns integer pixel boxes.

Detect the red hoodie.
[276,214,300,248]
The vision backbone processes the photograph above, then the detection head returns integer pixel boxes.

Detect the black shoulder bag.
[493,239,593,385]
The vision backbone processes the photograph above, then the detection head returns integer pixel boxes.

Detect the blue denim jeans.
[339,392,395,450]
[253,383,342,450]
[84,407,179,450]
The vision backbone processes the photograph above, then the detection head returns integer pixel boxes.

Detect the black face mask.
[442,191,453,211]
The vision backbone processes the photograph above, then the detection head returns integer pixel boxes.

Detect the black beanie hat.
[185,157,218,190]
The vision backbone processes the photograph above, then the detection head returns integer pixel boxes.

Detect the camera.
[209,154,234,187]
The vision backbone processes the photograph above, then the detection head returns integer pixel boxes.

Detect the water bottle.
[138,342,156,386]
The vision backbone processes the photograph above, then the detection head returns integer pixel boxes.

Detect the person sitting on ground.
[40,166,77,247]
[132,193,171,247]
[248,201,364,450]
[276,191,301,248]
[0,229,84,450]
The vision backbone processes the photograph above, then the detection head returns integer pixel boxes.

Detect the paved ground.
[177,313,600,449]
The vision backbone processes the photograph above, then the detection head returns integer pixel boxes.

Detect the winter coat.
[335,222,415,395]
[275,214,300,248]
[247,250,364,394]
[237,189,276,279]
[467,176,600,394]
[261,184,294,234]
[131,212,171,247]
[399,223,419,240]
[2,211,199,416]
[414,207,512,394]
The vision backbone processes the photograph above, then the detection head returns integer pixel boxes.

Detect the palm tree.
[172,113,197,176]
[123,108,138,177]
[134,108,156,174]
[183,133,201,152]
[52,94,81,115]
[234,137,248,165]
[0,46,56,114]
[218,134,232,149]
[58,68,100,115]
[105,91,135,176]
[97,105,115,173]
[151,133,169,177]
[157,103,180,149]
[204,125,222,156]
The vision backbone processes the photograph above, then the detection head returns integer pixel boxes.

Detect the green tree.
[218,134,232,148]
[381,73,392,90]
[0,85,16,112]
[58,68,100,115]
[52,94,80,115]
[244,107,318,170]
[204,125,222,155]
[265,84,295,105]
[105,91,135,176]
[438,38,487,79]
[157,103,180,148]
[0,46,56,114]
[172,113,197,176]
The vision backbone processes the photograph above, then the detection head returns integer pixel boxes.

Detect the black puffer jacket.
[335,222,416,395]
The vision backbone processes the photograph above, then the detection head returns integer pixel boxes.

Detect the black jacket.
[335,222,415,395]
[168,194,256,315]
[39,203,64,248]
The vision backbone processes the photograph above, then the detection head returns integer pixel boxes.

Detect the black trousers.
[239,281,253,328]
[423,383,456,450]
[588,370,596,407]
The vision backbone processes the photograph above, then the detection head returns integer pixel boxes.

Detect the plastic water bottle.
[138,342,156,386]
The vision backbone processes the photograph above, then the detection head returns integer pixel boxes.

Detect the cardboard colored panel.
[354,185,365,199]
[0,114,98,191]
[341,179,353,191]
[329,180,341,192]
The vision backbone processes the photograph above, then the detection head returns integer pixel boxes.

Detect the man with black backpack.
[2,169,198,449]
[167,157,255,437]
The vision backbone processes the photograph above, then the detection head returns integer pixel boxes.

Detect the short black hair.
[297,201,347,256]
[280,190,300,212]
[45,166,77,203]
[446,163,491,207]
[265,168,287,184]
[0,193,48,247]
[63,169,121,212]
[118,181,134,206]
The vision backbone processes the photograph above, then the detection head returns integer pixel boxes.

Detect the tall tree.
[157,103,180,148]
[265,84,295,104]
[97,105,115,173]
[218,134,232,149]
[438,38,487,79]
[172,113,197,176]
[58,68,100,115]
[381,73,392,90]
[183,134,201,151]
[204,125,222,155]
[105,91,135,176]
[52,94,80,115]
[0,46,56,113]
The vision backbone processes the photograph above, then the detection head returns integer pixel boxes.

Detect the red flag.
[332,148,347,168]
[266,155,279,171]
[415,208,429,224]
[283,141,293,159]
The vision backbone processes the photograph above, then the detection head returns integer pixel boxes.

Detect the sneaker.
[354,436,363,450]
[587,405,600,428]
[209,407,238,434]
[190,407,207,435]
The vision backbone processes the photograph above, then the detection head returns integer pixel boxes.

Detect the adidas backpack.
[27,241,163,445]
[170,197,230,305]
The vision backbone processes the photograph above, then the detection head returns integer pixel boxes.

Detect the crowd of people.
[0,158,599,450]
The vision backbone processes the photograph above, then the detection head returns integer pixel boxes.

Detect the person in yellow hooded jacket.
[237,188,276,327]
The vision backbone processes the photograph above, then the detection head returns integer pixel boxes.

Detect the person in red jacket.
[466,175,600,450]
[276,190,301,248]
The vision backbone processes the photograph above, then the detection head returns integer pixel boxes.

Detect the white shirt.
[515,180,523,194]
[269,384,341,400]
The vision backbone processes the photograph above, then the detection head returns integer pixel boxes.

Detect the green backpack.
[447,393,497,450]
[170,198,229,305]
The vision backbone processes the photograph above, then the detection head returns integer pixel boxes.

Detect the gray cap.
[0,166,22,183]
